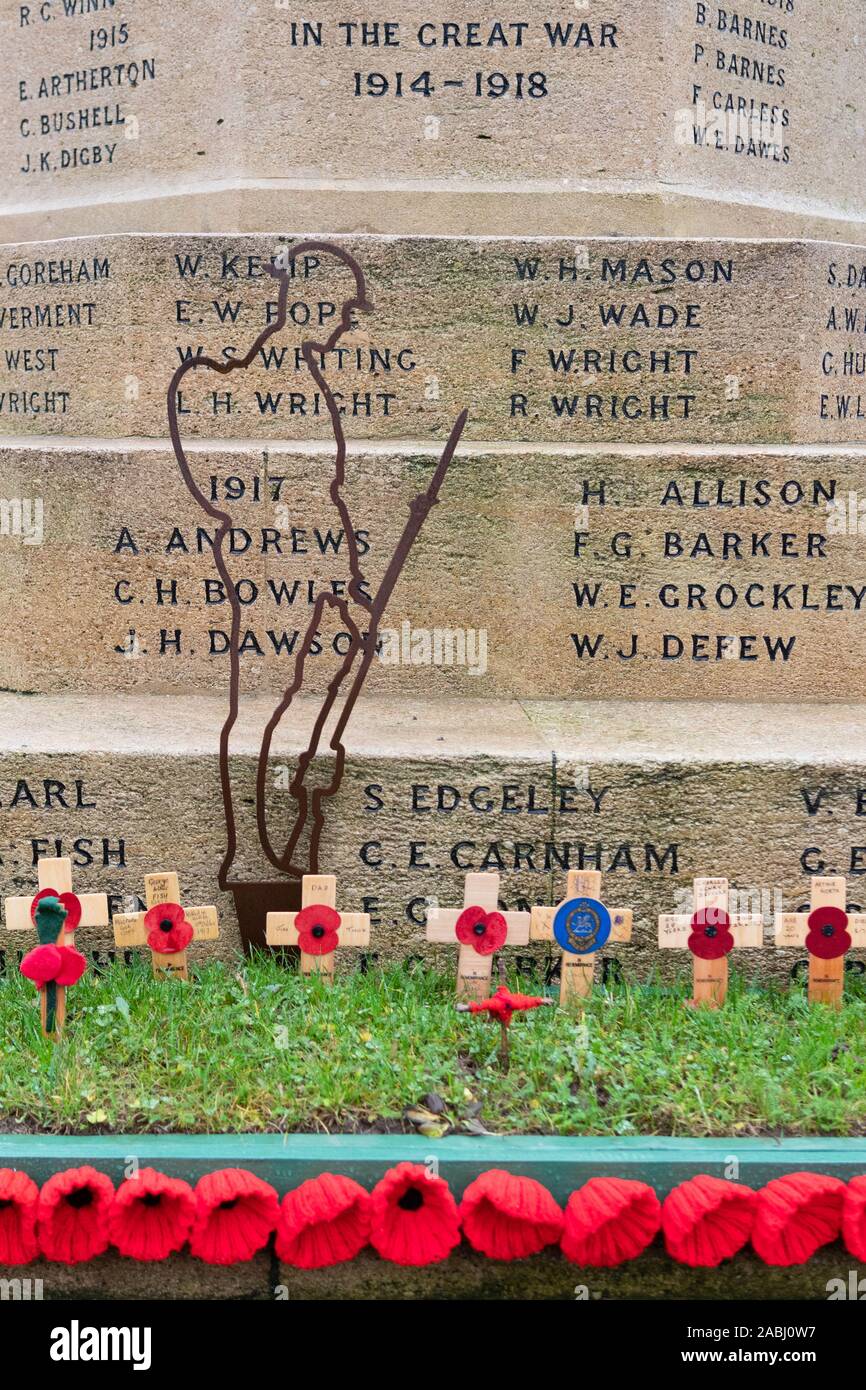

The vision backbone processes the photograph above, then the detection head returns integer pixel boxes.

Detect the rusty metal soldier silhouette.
[168,240,467,940]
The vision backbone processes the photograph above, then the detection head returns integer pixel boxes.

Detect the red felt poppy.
[805,905,852,961]
[19,943,63,988]
[189,1168,279,1265]
[0,1168,40,1265]
[37,1166,115,1264]
[295,903,342,956]
[276,1172,372,1269]
[54,946,87,987]
[109,1168,196,1261]
[688,907,735,961]
[369,1162,461,1266]
[145,901,194,955]
[455,905,508,956]
[31,888,82,932]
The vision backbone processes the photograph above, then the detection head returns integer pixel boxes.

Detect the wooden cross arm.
[659,914,764,949]
[266,911,371,948]
[530,905,554,942]
[426,907,530,946]
[113,911,147,948]
[4,892,110,932]
[185,907,220,941]
[775,912,866,948]
[609,909,632,944]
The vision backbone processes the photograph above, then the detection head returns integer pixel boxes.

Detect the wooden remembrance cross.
[658,876,764,1008]
[112,872,219,979]
[775,875,866,1007]
[425,870,530,1001]
[3,856,109,943]
[530,870,632,1003]
[266,874,371,982]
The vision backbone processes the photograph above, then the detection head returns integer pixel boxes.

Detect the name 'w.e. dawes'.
[49,1321,152,1371]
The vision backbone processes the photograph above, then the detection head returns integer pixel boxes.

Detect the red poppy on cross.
[266,874,371,982]
[425,871,530,1000]
[112,872,219,979]
[775,876,866,1007]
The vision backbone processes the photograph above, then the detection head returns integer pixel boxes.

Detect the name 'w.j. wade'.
[49,1321,152,1371]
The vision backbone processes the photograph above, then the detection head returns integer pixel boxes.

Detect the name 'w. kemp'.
[50,1321,152,1372]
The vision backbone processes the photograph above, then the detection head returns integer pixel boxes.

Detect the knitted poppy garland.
[3,1165,865,1269]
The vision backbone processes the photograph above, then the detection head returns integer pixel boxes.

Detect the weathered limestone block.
[0,2,864,241]
[1,439,865,702]
[0,693,863,985]
[1,234,866,444]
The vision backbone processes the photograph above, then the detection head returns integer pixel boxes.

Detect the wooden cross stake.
[658,876,764,1009]
[774,875,866,1008]
[3,856,109,942]
[425,871,530,1001]
[530,870,632,1003]
[266,874,371,983]
[112,872,219,979]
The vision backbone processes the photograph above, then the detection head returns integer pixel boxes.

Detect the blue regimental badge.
[553,896,611,956]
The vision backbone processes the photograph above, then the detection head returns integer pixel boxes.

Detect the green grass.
[1,958,865,1138]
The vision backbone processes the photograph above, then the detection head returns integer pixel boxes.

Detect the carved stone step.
[0,692,862,984]
[1,438,865,702]
[1,234,865,445]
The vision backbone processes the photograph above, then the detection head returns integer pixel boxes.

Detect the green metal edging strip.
[2,1134,865,1201]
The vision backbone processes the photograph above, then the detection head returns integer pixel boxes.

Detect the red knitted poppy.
[459,1169,564,1260]
[276,1172,371,1268]
[20,943,63,987]
[0,1168,40,1265]
[37,1166,114,1264]
[842,1176,866,1261]
[751,1172,845,1266]
[369,1162,461,1266]
[561,1177,661,1267]
[662,1175,756,1267]
[109,1168,196,1261]
[189,1167,279,1265]
[54,946,87,987]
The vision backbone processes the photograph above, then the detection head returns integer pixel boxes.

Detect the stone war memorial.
[1,0,866,1327]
